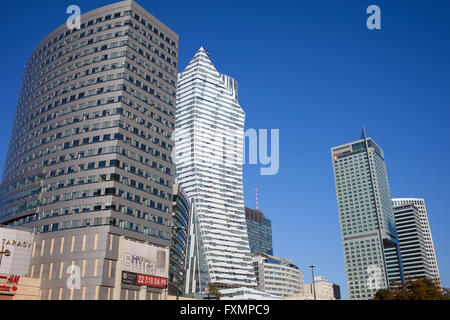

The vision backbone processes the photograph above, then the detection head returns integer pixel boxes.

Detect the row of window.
[14,33,177,160]
[18,118,172,166]
[24,20,176,109]
[7,130,172,186]
[15,58,174,153]
[29,9,176,82]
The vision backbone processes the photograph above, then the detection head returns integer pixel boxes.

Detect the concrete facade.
[289,276,341,300]
[392,198,441,286]
[392,204,432,282]
[252,252,303,298]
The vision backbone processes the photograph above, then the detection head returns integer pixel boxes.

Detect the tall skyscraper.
[0,1,179,299]
[331,129,404,300]
[245,207,273,255]
[392,204,432,281]
[175,47,256,293]
[392,198,441,285]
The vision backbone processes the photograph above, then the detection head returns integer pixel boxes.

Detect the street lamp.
[308,265,317,300]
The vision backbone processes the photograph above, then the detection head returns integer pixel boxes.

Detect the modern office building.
[245,207,273,255]
[392,198,440,285]
[288,276,341,300]
[0,0,179,300]
[392,204,432,281]
[252,252,304,298]
[331,129,404,300]
[175,47,256,293]
[168,183,190,297]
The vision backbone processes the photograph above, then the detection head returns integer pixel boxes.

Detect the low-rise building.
[288,276,341,300]
[252,252,303,298]
[220,287,283,300]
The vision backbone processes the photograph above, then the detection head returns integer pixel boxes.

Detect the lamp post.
[308,265,317,300]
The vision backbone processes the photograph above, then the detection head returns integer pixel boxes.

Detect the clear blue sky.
[0,0,449,299]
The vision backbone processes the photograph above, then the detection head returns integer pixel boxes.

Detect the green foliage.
[207,283,221,300]
[374,277,449,300]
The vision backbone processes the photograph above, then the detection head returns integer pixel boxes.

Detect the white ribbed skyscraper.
[392,198,441,286]
[175,47,256,293]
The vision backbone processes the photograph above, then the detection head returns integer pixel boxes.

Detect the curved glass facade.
[169,184,190,296]
[0,0,179,300]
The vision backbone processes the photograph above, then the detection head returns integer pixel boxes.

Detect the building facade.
[392,198,440,285]
[288,276,341,300]
[331,130,404,300]
[0,225,41,300]
[168,184,190,297]
[220,287,283,300]
[0,0,179,299]
[175,47,256,293]
[252,252,303,299]
[392,204,432,281]
[245,207,273,255]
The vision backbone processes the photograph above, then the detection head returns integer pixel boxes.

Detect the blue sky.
[0,0,449,299]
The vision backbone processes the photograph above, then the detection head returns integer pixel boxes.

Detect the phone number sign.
[122,271,167,289]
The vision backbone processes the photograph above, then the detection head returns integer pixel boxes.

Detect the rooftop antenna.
[256,186,259,211]
[361,126,367,140]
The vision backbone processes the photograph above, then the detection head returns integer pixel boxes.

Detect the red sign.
[7,275,20,285]
[136,274,167,288]
[0,285,18,293]
[0,274,20,294]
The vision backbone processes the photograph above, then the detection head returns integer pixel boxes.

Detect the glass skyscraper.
[0,1,179,300]
[245,207,273,255]
[175,48,256,293]
[331,129,404,300]
[169,184,191,297]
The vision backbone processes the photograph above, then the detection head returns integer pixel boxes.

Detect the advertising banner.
[0,227,34,276]
[122,239,169,288]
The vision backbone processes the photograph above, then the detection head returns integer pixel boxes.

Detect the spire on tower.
[256,186,259,211]
[361,126,367,140]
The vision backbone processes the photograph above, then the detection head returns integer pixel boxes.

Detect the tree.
[207,283,221,300]
[443,288,450,299]
[374,277,449,300]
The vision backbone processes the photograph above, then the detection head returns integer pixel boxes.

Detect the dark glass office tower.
[245,207,273,255]
[168,184,190,297]
[0,1,178,300]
